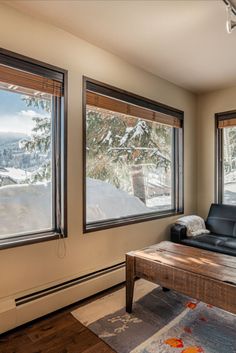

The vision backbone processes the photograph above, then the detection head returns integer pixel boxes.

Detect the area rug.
[72,280,236,353]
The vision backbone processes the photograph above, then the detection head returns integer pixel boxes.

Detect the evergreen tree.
[224,127,236,174]
[20,95,51,183]
[86,108,172,200]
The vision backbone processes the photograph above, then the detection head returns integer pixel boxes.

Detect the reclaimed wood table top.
[129,241,236,286]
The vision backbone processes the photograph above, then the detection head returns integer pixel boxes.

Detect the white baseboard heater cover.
[0,262,125,334]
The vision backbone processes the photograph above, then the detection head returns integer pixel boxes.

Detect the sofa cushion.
[222,240,236,250]
[181,239,236,256]
[206,203,236,237]
[182,237,236,256]
[191,233,225,246]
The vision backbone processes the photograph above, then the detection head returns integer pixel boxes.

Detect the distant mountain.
[0,132,30,172]
[0,132,28,147]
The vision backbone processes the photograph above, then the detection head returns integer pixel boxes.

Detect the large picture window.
[84,78,184,232]
[0,49,67,248]
[216,111,236,205]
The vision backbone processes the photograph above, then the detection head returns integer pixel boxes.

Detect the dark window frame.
[215,110,236,204]
[0,48,67,249]
[83,77,184,233]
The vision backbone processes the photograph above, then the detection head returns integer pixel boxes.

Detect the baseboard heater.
[16,262,125,306]
[0,262,125,333]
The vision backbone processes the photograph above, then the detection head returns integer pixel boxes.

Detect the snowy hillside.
[86,177,150,222]
[0,167,30,182]
[86,177,173,223]
[0,132,27,147]
[0,182,52,238]
[0,176,172,237]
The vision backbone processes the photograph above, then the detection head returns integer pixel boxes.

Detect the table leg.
[162,287,170,292]
[126,254,135,313]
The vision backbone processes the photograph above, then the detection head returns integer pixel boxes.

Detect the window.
[83,78,184,232]
[216,111,236,205]
[0,49,67,248]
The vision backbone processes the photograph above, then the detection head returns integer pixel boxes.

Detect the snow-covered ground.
[224,182,236,204]
[224,171,236,204]
[86,178,171,223]
[0,182,52,238]
[146,195,171,209]
[0,167,31,182]
[225,170,236,183]
[86,178,149,222]
[0,177,172,237]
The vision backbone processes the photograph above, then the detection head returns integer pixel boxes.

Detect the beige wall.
[197,86,236,218]
[0,4,197,301]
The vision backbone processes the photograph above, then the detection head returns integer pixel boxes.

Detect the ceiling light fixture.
[223,0,236,33]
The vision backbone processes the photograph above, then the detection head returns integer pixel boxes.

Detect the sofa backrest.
[206,203,236,237]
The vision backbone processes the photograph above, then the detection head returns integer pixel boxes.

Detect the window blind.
[218,118,236,128]
[86,91,182,128]
[0,64,63,97]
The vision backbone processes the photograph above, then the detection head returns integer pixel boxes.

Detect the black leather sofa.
[171,203,236,256]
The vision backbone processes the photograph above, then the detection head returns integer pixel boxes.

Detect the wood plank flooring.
[0,287,119,353]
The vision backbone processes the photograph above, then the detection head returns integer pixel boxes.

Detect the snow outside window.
[84,81,184,231]
[0,52,66,247]
[0,86,53,238]
[222,127,236,204]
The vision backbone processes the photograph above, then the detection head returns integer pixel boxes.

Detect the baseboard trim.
[1,262,125,333]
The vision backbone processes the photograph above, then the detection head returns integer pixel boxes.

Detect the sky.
[0,90,49,135]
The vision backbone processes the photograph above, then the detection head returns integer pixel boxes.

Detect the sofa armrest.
[170,224,187,243]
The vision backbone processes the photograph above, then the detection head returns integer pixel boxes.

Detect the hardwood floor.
[0,286,120,353]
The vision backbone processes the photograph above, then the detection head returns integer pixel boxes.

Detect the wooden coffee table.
[126,241,236,314]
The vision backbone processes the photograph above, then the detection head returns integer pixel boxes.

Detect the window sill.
[84,209,184,233]
[0,231,62,250]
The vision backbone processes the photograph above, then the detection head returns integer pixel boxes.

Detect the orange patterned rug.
[72,280,236,353]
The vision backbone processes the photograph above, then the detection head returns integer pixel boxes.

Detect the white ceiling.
[2,0,236,93]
